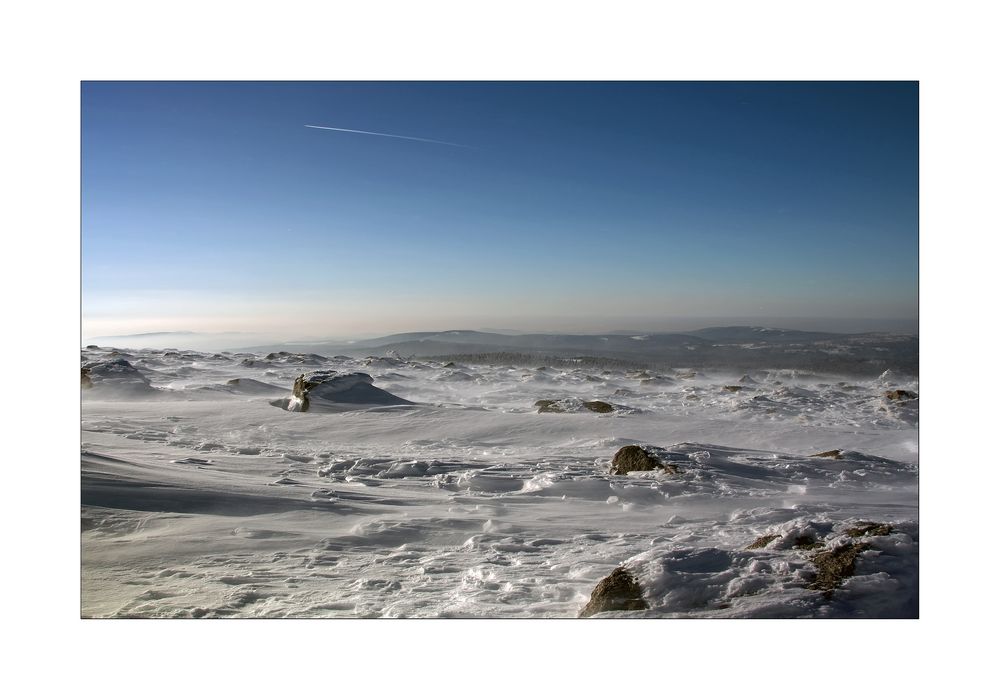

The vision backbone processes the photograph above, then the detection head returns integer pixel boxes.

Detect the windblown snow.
[81,347,918,618]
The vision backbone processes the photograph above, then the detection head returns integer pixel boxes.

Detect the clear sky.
[82,81,918,341]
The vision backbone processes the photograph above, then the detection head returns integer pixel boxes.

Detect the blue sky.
[82,82,917,339]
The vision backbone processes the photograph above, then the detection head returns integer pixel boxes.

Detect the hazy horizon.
[83,315,918,352]
[83,82,917,342]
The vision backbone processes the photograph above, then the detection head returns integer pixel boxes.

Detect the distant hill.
[685,326,844,343]
[232,327,917,376]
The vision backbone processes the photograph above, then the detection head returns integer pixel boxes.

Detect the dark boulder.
[611,445,682,475]
[579,567,647,617]
[884,389,918,402]
[535,399,619,414]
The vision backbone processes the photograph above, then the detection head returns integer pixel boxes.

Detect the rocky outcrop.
[746,534,780,550]
[844,522,893,538]
[793,535,823,550]
[611,445,682,475]
[809,542,870,593]
[884,389,918,402]
[810,449,844,459]
[579,567,647,617]
[804,522,893,593]
[287,371,413,412]
[535,399,617,414]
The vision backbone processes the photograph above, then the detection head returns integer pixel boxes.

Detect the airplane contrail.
[304,124,472,148]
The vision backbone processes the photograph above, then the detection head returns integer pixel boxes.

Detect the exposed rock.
[535,399,621,414]
[884,389,918,402]
[287,371,414,412]
[793,535,823,550]
[845,522,893,538]
[611,445,660,474]
[81,367,93,389]
[722,385,743,392]
[611,445,681,475]
[809,542,870,593]
[579,567,647,617]
[810,449,844,459]
[747,534,780,550]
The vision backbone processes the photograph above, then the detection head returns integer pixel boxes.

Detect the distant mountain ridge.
[229,326,917,376]
[237,326,884,353]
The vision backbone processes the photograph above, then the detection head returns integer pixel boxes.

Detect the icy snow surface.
[81,347,918,618]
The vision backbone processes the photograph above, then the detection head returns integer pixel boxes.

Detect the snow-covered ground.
[81,347,918,618]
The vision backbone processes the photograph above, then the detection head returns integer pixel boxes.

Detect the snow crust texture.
[81,347,918,618]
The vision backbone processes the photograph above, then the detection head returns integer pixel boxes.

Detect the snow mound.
[285,371,415,411]
[81,358,157,396]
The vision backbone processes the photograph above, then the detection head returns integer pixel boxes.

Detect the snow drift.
[284,371,414,411]
[80,346,917,618]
